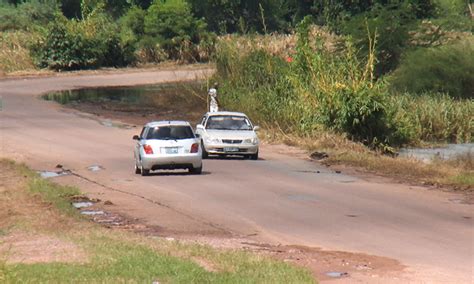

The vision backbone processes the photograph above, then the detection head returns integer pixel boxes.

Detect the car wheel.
[189,165,203,175]
[135,163,141,174]
[140,164,150,176]
[201,141,209,159]
[250,151,259,160]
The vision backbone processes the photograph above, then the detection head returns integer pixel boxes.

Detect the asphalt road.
[1,69,472,283]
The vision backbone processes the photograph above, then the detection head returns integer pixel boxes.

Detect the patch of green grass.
[1,160,315,283]
[449,173,474,187]
[13,162,81,217]
[5,237,312,283]
[453,173,474,186]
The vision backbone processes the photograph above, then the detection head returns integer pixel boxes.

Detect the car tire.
[250,151,259,160]
[201,141,209,159]
[140,164,150,176]
[190,165,203,175]
[135,163,141,174]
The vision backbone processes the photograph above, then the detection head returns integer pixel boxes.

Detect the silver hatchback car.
[133,121,203,176]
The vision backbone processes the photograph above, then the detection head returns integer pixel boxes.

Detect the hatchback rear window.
[146,126,195,140]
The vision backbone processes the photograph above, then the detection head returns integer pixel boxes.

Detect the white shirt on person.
[209,88,218,112]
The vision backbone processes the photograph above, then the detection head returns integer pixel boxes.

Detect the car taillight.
[143,144,154,154]
[190,143,199,153]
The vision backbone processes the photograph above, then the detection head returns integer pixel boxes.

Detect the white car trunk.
[145,139,196,155]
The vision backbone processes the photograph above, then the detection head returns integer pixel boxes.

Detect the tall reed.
[215,19,473,147]
[391,94,473,143]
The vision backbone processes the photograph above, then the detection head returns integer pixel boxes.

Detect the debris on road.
[326,271,349,278]
[310,151,329,160]
[346,214,358,218]
[87,165,104,172]
[72,202,94,209]
[38,170,70,179]
[80,210,105,216]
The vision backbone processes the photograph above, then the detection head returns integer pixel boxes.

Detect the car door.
[134,127,147,161]
[196,115,208,138]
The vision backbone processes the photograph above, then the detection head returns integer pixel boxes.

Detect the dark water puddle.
[43,82,203,105]
[42,82,207,124]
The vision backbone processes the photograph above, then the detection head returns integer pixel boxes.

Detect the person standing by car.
[208,83,219,112]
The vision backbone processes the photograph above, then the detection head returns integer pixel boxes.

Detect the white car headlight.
[244,138,259,145]
[205,137,221,144]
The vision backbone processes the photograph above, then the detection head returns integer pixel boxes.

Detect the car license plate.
[224,147,239,152]
[165,147,179,154]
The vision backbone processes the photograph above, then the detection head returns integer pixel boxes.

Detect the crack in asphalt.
[67,171,233,235]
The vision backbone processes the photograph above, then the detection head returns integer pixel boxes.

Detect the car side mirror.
[196,124,205,131]
[253,126,260,131]
[132,135,140,140]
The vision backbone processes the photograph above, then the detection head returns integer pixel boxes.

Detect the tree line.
[1,0,472,97]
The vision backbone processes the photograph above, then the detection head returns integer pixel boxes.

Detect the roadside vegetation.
[0,159,314,283]
[214,18,473,187]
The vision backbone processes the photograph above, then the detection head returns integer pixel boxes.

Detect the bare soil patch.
[0,231,86,264]
[0,161,87,264]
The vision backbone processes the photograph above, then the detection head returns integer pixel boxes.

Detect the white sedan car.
[133,121,202,176]
[196,111,260,159]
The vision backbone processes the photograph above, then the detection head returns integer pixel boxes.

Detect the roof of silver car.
[206,111,247,117]
[145,121,191,127]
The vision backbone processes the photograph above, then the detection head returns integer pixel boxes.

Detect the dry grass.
[260,129,473,190]
[0,31,38,74]
[445,150,474,171]
[218,26,340,59]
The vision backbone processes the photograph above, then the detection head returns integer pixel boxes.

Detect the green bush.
[0,0,58,31]
[120,5,145,37]
[341,3,415,76]
[118,0,216,63]
[34,22,98,70]
[432,0,473,32]
[142,0,215,62]
[33,12,132,70]
[389,39,474,99]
